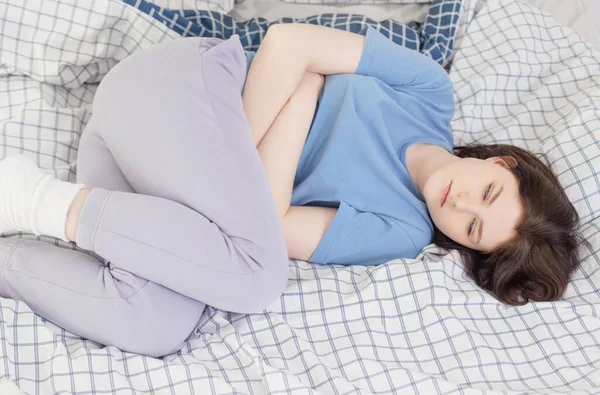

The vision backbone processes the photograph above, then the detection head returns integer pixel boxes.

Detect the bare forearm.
[244,24,365,261]
[256,72,338,262]
[242,24,365,147]
[242,28,308,146]
[257,72,323,218]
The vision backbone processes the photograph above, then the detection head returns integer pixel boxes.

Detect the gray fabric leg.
[76,187,288,314]
[0,36,289,357]
[0,238,203,357]
[82,36,289,312]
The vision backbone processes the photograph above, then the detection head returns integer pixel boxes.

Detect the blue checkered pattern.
[279,0,431,4]
[1,0,599,394]
[281,0,432,4]
[147,0,236,13]
[123,0,461,65]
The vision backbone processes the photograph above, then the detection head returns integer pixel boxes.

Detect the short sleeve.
[355,26,452,91]
[309,202,420,266]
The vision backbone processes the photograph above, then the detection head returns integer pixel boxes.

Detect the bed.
[0,0,599,393]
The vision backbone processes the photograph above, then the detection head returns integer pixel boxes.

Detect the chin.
[421,182,436,205]
[427,212,443,231]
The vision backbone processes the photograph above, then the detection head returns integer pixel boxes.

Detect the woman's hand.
[257,71,324,218]
[242,24,364,148]
[256,71,334,262]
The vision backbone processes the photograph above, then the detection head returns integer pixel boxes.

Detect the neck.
[406,143,458,196]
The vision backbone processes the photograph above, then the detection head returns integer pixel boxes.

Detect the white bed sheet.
[528,0,599,47]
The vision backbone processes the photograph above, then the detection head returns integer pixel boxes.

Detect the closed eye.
[468,218,476,236]
[474,183,504,244]
[483,183,492,200]
[468,184,494,237]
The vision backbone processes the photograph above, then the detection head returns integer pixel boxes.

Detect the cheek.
[430,209,468,246]
[429,208,453,235]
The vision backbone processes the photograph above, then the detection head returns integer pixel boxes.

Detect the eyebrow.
[477,185,504,244]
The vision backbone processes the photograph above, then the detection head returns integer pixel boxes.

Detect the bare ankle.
[65,188,91,242]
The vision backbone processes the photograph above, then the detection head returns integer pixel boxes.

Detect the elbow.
[262,24,285,51]
[264,23,287,42]
[262,24,309,71]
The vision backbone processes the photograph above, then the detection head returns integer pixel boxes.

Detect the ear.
[486,156,518,169]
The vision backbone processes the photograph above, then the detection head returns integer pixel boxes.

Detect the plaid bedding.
[280,0,432,6]
[122,0,459,60]
[0,0,599,393]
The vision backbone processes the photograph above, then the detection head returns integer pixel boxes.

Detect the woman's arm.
[242,24,366,146]
[257,71,337,261]
[244,24,368,261]
[257,71,323,218]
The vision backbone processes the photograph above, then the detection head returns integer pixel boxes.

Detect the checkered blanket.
[121,0,459,58]
[1,0,599,393]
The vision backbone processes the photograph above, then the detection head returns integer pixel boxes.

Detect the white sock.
[0,155,85,242]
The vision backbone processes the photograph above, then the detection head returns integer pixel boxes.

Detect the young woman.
[0,24,584,357]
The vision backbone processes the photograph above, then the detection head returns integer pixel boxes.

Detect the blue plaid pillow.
[122,0,462,66]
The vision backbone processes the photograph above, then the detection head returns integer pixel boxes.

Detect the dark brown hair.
[433,144,587,306]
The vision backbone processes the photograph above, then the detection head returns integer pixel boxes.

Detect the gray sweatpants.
[0,37,289,357]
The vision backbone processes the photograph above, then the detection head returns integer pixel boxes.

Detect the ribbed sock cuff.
[30,177,85,242]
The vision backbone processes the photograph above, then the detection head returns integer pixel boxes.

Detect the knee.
[254,259,288,313]
[109,285,205,357]
[117,324,190,358]
[252,234,289,312]
[127,315,197,358]
[230,244,289,315]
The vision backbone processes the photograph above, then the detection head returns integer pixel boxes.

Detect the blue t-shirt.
[246,27,454,266]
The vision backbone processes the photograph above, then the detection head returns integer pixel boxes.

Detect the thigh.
[76,123,135,192]
[90,36,281,241]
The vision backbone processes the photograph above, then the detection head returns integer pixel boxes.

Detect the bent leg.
[89,36,288,277]
[76,125,286,313]
[77,36,289,312]
[74,187,286,314]
[0,238,204,357]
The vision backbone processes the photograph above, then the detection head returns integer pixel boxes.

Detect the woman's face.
[423,156,524,253]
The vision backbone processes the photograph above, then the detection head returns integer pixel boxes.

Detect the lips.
[441,181,452,207]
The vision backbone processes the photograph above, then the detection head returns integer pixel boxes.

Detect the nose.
[452,192,483,215]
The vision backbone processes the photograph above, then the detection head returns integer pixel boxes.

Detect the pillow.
[127,0,461,65]
[281,0,431,4]
[145,0,234,14]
